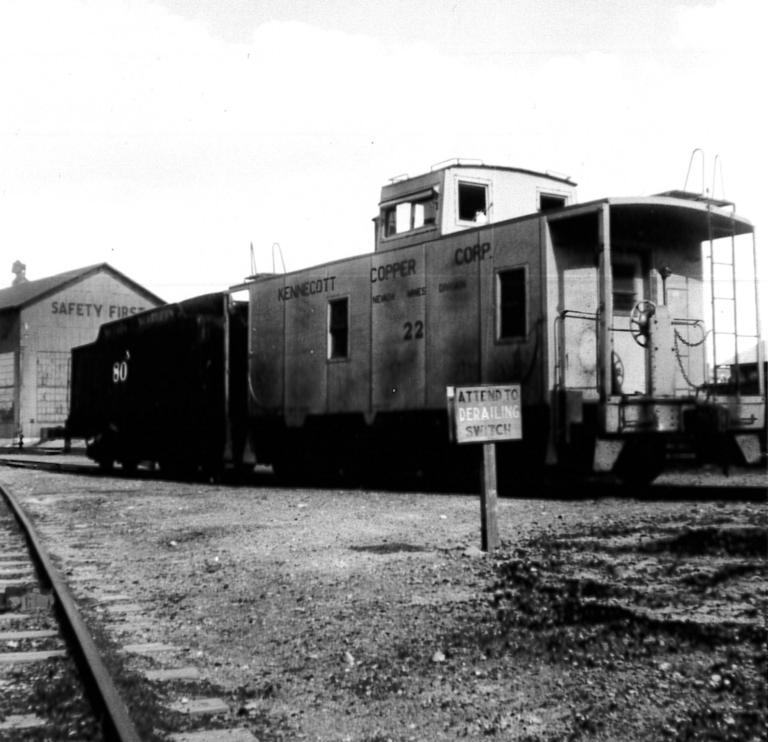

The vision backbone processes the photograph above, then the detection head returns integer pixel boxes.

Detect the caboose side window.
[458,182,488,222]
[383,197,437,237]
[539,193,566,211]
[497,267,527,340]
[384,207,397,237]
[413,197,438,228]
[612,262,639,313]
[328,297,349,359]
[394,202,411,233]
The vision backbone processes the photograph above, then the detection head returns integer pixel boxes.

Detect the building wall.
[0,314,21,439]
[16,271,162,440]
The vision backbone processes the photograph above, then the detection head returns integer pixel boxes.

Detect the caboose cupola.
[374,158,576,252]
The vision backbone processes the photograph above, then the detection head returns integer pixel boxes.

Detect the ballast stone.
[105,602,145,615]
[107,619,155,634]
[92,593,133,604]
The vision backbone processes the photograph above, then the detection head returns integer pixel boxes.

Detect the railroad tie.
[169,727,260,741]
[0,714,49,731]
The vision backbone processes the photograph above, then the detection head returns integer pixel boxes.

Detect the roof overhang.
[607,196,753,242]
[546,196,753,244]
[378,187,438,210]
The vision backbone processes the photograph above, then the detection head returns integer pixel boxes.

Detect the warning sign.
[448,384,522,444]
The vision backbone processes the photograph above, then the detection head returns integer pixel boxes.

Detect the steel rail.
[2,455,765,501]
[0,483,142,742]
[0,457,100,475]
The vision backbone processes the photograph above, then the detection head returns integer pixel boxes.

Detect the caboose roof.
[379,161,575,204]
[0,263,164,312]
[94,291,227,342]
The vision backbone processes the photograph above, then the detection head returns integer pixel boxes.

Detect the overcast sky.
[1,0,765,315]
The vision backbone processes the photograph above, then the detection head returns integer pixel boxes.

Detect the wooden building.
[0,263,163,443]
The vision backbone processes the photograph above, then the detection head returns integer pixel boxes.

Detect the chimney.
[12,260,27,286]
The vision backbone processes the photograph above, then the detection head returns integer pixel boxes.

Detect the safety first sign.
[447,384,522,444]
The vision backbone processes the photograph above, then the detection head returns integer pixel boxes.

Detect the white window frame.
[455,177,491,226]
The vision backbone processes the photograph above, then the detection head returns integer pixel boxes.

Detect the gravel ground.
[0,463,765,741]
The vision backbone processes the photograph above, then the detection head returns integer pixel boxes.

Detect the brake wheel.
[629,300,656,347]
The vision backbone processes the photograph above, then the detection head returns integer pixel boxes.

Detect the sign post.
[480,442,499,551]
[447,384,522,552]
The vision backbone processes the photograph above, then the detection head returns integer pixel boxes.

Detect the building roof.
[723,340,765,366]
[0,263,164,312]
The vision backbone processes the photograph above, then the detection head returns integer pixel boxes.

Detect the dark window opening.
[497,268,527,339]
[384,207,397,237]
[328,298,349,359]
[613,263,638,313]
[539,193,566,211]
[458,182,487,221]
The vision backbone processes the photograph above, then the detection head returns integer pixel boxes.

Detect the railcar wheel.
[270,451,302,485]
[201,457,225,484]
[159,457,194,480]
[88,433,116,473]
[613,436,666,486]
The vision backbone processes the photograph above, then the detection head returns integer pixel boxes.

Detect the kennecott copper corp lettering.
[371,259,416,283]
[278,276,336,302]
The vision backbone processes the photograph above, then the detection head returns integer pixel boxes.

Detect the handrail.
[557,308,712,397]
[684,148,706,194]
[554,309,598,392]
[712,154,726,202]
[272,242,286,274]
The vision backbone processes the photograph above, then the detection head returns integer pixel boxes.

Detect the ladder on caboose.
[705,205,762,396]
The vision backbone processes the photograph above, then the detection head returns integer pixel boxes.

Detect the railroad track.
[0,481,264,742]
[0,483,139,740]
[1,453,765,502]
[0,454,277,488]
[0,458,764,741]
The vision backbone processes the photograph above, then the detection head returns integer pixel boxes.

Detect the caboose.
[246,160,765,485]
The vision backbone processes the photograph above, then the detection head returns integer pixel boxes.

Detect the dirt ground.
[1,463,766,741]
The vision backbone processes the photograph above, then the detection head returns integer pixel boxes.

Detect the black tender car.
[67,292,248,476]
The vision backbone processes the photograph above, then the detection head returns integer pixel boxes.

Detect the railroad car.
[67,292,248,475]
[245,160,765,485]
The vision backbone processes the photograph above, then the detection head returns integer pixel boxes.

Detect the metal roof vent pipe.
[11,260,28,286]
